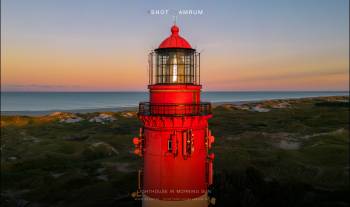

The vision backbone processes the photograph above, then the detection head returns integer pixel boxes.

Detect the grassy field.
[1,96,349,207]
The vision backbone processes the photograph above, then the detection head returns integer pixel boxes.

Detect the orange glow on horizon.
[2,44,348,91]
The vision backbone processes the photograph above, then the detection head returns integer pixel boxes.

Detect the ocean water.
[1,91,348,113]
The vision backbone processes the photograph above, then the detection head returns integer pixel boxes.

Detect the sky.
[1,0,349,91]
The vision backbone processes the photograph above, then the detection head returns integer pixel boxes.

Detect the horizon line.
[1,90,349,93]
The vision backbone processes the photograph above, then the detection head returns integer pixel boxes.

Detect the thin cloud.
[207,68,349,84]
[2,84,82,91]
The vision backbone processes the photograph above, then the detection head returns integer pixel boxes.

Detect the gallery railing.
[138,102,211,116]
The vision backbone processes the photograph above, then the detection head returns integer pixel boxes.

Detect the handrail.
[138,102,211,116]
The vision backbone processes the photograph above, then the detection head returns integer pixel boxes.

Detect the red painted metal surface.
[158,25,192,49]
[149,84,201,104]
[139,116,211,200]
[134,24,214,205]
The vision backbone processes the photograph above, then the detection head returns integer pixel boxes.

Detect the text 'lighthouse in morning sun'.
[132,23,215,207]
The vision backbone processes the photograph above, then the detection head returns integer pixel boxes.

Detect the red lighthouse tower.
[133,24,215,207]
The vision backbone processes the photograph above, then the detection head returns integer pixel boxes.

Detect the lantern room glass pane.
[154,49,197,84]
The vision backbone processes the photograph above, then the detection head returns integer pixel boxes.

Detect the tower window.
[168,139,173,152]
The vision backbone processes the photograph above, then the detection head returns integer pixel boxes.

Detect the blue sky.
[1,0,349,91]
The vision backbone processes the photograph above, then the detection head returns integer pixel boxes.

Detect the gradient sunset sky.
[1,0,349,91]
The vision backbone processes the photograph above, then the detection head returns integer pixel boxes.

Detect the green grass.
[1,97,349,207]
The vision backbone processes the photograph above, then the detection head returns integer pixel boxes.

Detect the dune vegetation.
[1,96,349,207]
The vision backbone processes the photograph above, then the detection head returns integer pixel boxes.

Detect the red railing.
[138,102,211,116]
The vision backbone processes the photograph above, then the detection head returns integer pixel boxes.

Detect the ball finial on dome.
[158,24,191,49]
[171,25,179,35]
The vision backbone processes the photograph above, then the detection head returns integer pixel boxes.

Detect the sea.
[1,91,348,115]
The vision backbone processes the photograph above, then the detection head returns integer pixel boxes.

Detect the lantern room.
[148,25,200,85]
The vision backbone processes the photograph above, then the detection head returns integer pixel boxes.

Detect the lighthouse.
[133,24,215,207]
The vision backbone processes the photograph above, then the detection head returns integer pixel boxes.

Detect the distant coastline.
[1,106,138,116]
[1,93,348,116]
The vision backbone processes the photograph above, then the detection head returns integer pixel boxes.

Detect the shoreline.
[1,95,348,116]
[0,106,138,116]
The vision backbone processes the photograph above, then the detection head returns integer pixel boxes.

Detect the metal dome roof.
[158,25,192,49]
